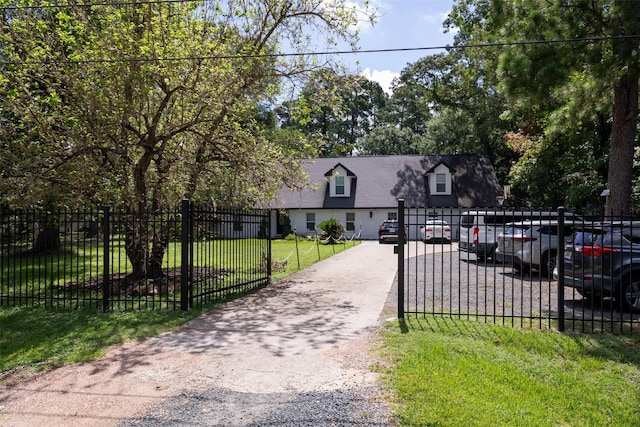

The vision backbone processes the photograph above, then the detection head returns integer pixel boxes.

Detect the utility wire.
[1,0,204,10]
[0,35,637,66]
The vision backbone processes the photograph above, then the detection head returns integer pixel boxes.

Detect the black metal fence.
[397,201,640,334]
[0,201,271,311]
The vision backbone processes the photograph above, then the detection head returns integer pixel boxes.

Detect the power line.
[1,0,204,10]
[0,35,637,67]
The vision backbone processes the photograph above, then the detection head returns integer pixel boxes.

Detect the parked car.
[554,222,640,313]
[378,220,401,244]
[378,219,409,243]
[420,219,451,243]
[458,210,580,261]
[495,220,575,277]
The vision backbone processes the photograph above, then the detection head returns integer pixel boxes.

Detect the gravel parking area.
[396,241,637,327]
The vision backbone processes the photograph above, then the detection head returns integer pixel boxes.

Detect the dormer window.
[427,163,453,195]
[436,173,446,193]
[335,175,345,195]
[325,163,355,198]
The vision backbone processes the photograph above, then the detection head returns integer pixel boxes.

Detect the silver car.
[495,220,574,277]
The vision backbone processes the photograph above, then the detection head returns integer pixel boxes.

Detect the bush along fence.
[0,201,271,311]
[396,201,639,334]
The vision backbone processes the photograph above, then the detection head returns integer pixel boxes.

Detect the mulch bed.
[58,267,234,296]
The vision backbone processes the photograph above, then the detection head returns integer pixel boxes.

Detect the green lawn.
[0,236,355,293]
[270,238,358,280]
[377,316,640,427]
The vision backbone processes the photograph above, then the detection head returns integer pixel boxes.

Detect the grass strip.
[378,316,640,427]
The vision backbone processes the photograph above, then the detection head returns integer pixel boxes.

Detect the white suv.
[420,219,452,243]
[495,220,575,277]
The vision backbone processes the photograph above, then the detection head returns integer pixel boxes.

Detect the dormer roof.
[425,161,455,174]
[323,163,357,178]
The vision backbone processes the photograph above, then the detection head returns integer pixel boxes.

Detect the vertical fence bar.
[267,211,272,279]
[557,207,565,332]
[102,207,110,312]
[397,199,405,320]
[181,199,190,311]
[189,206,195,310]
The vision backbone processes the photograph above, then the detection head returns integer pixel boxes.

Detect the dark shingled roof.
[274,154,503,209]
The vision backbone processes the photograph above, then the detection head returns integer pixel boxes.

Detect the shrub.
[318,218,344,243]
[281,215,292,238]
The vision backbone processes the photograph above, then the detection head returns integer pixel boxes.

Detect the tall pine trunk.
[606,2,640,216]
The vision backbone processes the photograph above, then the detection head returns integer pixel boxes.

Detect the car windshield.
[571,230,600,246]
[460,215,474,228]
[504,226,528,235]
[426,220,447,225]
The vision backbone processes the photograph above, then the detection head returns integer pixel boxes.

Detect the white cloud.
[425,9,460,36]
[423,10,449,25]
[361,68,399,95]
[344,1,380,34]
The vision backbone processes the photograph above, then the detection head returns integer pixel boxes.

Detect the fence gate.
[0,202,271,312]
[395,200,639,333]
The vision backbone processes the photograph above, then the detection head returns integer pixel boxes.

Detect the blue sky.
[343,0,456,93]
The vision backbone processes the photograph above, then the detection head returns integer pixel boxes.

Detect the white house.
[271,154,504,240]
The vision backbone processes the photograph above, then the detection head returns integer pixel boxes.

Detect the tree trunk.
[125,219,149,280]
[148,220,175,279]
[607,72,638,216]
[32,223,62,254]
[606,4,640,216]
[124,213,176,283]
[30,208,62,254]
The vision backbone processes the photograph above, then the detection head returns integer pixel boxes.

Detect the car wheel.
[577,291,592,301]
[487,247,497,263]
[617,279,640,313]
[540,251,556,278]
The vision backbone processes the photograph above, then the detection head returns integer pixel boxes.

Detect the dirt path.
[0,242,398,426]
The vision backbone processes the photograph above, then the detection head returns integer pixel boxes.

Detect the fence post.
[294,230,301,269]
[102,206,110,313]
[557,206,565,332]
[267,210,272,279]
[315,229,321,261]
[180,199,190,311]
[397,199,405,320]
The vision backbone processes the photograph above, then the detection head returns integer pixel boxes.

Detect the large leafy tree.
[357,65,432,157]
[380,48,517,184]
[448,0,640,214]
[278,72,387,156]
[0,0,368,276]
[359,126,423,155]
[378,71,432,135]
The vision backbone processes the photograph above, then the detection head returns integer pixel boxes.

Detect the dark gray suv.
[555,222,640,313]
